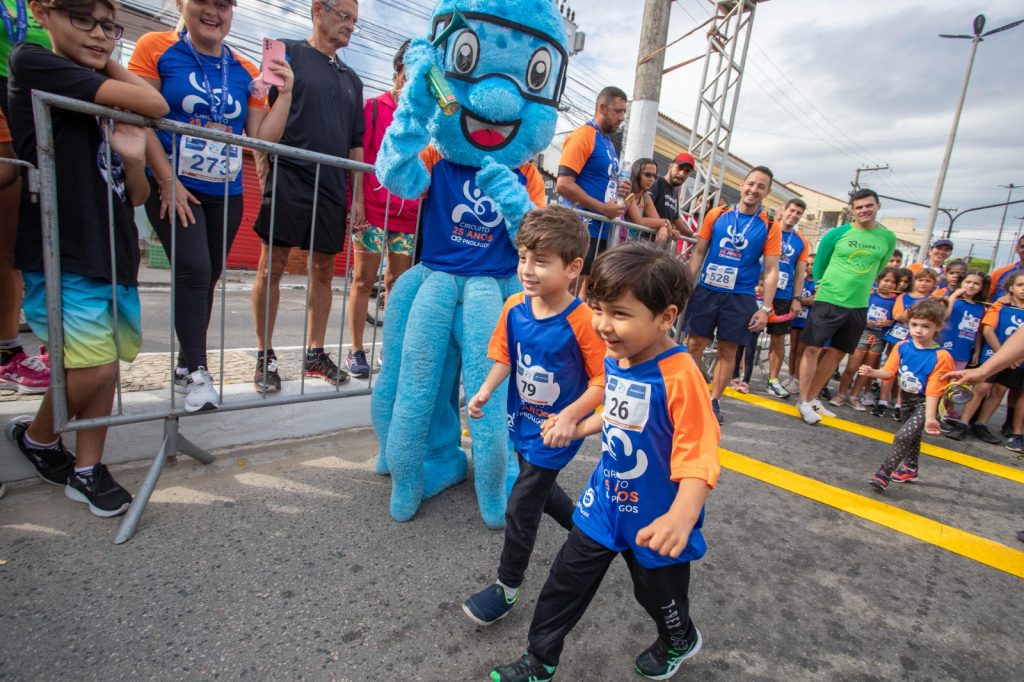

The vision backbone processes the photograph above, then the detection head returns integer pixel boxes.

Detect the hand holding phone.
[261,38,286,87]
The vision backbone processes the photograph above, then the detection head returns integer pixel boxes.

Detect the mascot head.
[428,0,568,168]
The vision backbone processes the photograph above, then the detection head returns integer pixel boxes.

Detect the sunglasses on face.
[60,9,125,40]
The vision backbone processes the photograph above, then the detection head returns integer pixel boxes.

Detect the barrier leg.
[114,417,213,544]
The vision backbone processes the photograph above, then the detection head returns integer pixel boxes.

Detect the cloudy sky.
[135,0,1024,263]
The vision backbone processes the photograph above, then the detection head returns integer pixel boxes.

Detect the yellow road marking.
[723,388,1024,485]
[719,448,1024,579]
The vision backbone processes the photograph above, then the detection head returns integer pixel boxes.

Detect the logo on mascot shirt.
[449,180,504,248]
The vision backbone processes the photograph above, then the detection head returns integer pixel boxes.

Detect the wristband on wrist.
[759,305,772,314]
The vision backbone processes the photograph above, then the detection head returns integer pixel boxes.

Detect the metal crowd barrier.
[32,91,385,543]
[28,90,698,544]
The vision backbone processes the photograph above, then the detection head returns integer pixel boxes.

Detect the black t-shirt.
[9,43,139,285]
[649,177,681,222]
[267,39,364,206]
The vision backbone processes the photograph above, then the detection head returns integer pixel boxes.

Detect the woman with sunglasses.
[7,0,169,516]
[622,157,672,244]
[128,0,293,412]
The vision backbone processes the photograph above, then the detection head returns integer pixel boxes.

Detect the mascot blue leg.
[422,336,469,499]
[460,277,512,529]
[384,271,465,522]
[370,264,426,475]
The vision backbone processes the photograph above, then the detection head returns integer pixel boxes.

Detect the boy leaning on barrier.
[490,242,720,682]
[462,205,606,626]
[4,0,168,516]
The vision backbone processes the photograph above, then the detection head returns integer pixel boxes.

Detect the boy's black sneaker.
[490,652,556,682]
[5,416,75,485]
[65,463,132,517]
[970,424,1002,445]
[945,421,969,441]
[253,351,281,394]
[463,583,518,625]
[869,403,887,417]
[303,350,350,385]
[634,629,703,680]
[818,386,832,401]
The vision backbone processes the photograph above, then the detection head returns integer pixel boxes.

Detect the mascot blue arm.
[370,0,569,528]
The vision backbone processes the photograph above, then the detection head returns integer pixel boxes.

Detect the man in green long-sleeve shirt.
[796,189,896,424]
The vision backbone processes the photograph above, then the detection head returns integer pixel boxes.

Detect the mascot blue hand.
[476,156,535,241]
[376,39,444,199]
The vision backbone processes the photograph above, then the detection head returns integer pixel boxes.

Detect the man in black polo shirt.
[251,0,364,392]
[648,151,696,241]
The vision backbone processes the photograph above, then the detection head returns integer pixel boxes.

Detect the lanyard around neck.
[180,29,230,124]
[2,0,28,45]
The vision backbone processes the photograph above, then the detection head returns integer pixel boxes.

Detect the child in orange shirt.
[490,242,720,682]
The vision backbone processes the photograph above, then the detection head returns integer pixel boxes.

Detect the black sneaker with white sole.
[65,464,132,517]
[254,351,281,394]
[634,628,703,680]
[5,416,75,485]
[303,349,350,385]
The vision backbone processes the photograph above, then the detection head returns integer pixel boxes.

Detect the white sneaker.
[782,377,800,394]
[797,400,822,424]
[184,367,219,413]
[810,399,837,418]
[860,392,877,407]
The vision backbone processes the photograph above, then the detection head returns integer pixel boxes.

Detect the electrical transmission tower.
[682,0,768,226]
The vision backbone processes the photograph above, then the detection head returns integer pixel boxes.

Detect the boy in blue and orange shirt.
[463,205,606,626]
[490,242,720,682]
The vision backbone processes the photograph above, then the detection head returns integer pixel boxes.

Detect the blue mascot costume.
[371,0,569,527]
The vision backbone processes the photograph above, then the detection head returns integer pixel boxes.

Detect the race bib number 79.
[603,376,651,432]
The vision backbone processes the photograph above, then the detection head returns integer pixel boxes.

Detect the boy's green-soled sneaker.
[634,628,702,680]
[490,652,557,682]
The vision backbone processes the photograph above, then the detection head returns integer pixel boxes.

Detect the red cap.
[674,152,696,168]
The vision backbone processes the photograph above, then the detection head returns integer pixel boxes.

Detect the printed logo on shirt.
[898,363,923,394]
[515,342,560,408]
[843,240,884,275]
[449,180,504,248]
[781,238,797,263]
[96,136,126,202]
[958,310,980,338]
[1005,314,1024,340]
[182,71,243,122]
[602,423,649,481]
[718,222,749,256]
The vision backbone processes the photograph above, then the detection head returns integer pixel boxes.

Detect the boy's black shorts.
[992,366,1024,390]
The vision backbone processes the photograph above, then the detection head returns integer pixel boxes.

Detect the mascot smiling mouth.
[461,108,522,151]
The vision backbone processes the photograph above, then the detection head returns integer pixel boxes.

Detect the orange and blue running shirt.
[884,292,927,344]
[865,290,897,332]
[940,298,984,362]
[980,301,1024,361]
[882,340,953,397]
[697,205,781,297]
[487,292,605,470]
[990,262,1023,299]
[574,346,721,569]
[417,146,545,278]
[128,31,265,196]
[771,228,809,301]
[557,120,618,238]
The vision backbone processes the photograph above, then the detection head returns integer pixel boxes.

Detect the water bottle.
[615,159,632,205]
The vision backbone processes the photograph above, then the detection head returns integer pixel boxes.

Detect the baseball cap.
[674,152,696,168]
[931,238,953,249]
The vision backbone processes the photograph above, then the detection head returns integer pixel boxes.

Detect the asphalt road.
[1,376,1021,680]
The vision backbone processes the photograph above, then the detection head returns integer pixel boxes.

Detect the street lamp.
[920,13,1024,254]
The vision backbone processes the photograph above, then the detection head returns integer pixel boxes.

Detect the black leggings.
[733,331,760,383]
[497,455,575,589]
[527,527,696,666]
[145,177,243,371]
[880,398,925,475]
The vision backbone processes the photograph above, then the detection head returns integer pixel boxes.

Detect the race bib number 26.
[603,376,651,432]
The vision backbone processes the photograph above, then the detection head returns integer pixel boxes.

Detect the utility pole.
[623,0,672,164]
[990,183,1020,265]
[921,13,1024,254]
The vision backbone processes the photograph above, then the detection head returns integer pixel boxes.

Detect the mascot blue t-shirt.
[419,147,546,278]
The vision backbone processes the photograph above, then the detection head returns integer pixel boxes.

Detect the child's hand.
[635,513,694,558]
[467,390,491,419]
[542,412,578,448]
[925,418,942,435]
[858,364,875,377]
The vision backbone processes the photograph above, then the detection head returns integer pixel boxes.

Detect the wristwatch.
[759,305,772,314]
